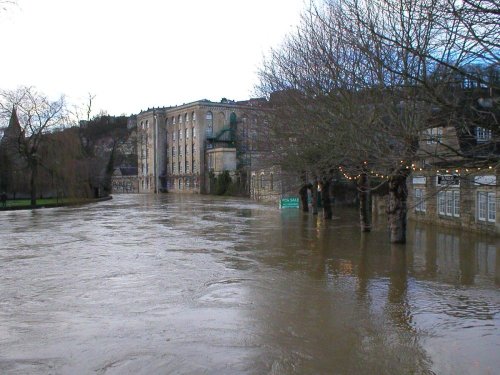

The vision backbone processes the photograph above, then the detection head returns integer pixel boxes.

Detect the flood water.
[0,194,499,374]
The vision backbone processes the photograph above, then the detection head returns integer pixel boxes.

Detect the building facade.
[135,99,265,194]
[408,96,500,235]
[408,169,499,235]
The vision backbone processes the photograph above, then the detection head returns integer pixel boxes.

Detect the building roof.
[137,98,267,116]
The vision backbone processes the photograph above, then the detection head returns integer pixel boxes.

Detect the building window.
[251,131,257,150]
[415,188,426,212]
[173,117,176,125]
[477,192,496,222]
[260,174,264,189]
[185,127,189,139]
[192,127,196,138]
[185,113,189,123]
[178,115,182,124]
[476,127,492,142]
[179,129,182,140]
[438,191,446,215]
[172,146,175,157]
[192,112,196,122]
[453,191,460,217]
[206,111,213,135]
[426,127,443,144]
[173,131,176,141]
[446,191,454,216]
[438,190,459,217]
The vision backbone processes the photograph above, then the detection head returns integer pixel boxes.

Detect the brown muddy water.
[0,194,498,374]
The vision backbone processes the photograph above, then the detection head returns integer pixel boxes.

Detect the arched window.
[146,120,149,128]
[185,113,189,123]
[216,112,226,131]
[178,115,182,124]
[260,174,265,189]
[230,112,237,126]
[206,111,213,135]
[173,116,176,125]
[192,112,196,122]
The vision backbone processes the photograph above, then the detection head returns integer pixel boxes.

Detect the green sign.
[280,197,300,209]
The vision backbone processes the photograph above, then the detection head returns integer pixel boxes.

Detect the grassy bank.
[0,196,112,210]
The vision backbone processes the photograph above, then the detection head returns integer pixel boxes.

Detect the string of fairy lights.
[337,161,498,181]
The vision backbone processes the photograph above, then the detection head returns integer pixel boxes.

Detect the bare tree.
[0,86,68,206]
[257,0,499,242]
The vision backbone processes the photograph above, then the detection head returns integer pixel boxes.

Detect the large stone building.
[135,99,265,194]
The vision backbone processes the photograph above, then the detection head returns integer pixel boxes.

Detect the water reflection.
[409,223,499,287]
[0,195,498,374]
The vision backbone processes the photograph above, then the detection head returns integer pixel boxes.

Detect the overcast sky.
[0,0,305,116]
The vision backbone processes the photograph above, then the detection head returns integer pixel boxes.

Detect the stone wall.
[111,176,139,194]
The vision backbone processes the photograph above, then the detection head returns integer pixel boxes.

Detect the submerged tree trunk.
[358,171,371,232]
[30,159,38,208]
[387,170,409,243]
[299,184,309,212]
[311,178,318,215]
[321,179,332,219]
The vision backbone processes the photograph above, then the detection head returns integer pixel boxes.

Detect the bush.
[215,170,232,195]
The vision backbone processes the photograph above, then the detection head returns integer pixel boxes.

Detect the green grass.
[2,197,92,208]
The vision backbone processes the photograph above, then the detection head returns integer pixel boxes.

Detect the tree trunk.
[299,184,309,212]
[387,171,409,243]
[321,179,332,219]
[358,171,371,232]
[311,179,318,215]
[30,160,38,208]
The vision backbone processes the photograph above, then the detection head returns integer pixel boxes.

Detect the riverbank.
[0,196,112,211]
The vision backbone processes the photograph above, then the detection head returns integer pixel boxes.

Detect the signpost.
[280,196,300,209]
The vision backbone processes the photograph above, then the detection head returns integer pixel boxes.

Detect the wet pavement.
[0,194,499,374]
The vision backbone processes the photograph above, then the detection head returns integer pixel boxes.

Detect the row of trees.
[0,86,135,207]
[256,0,499,242]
